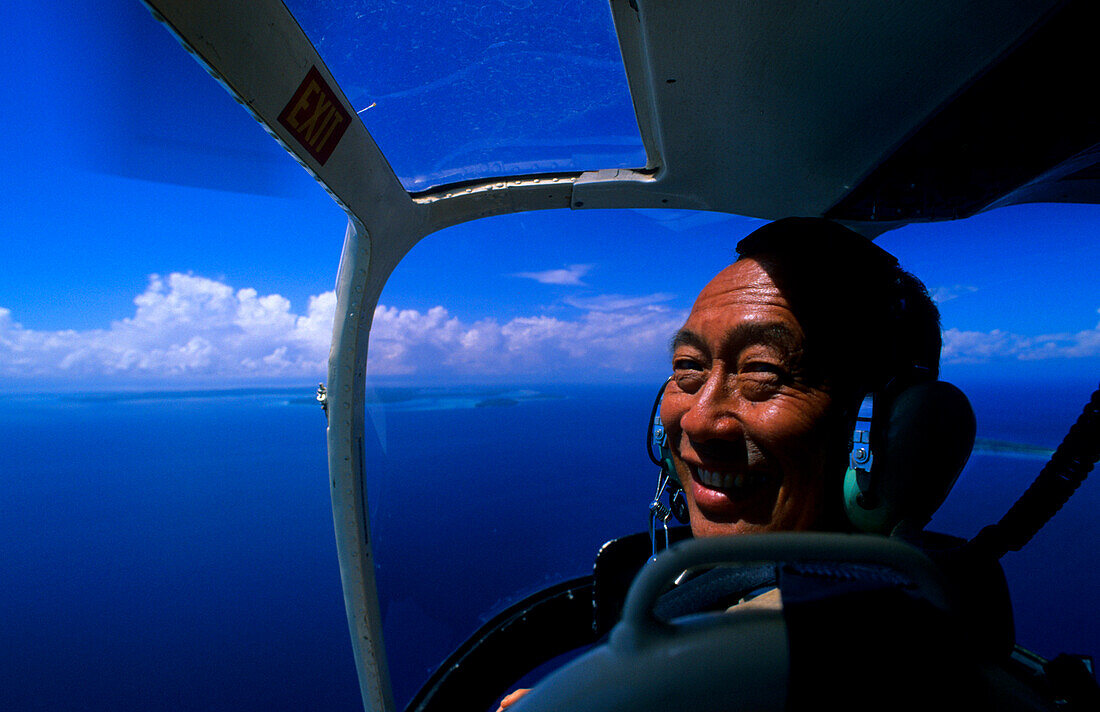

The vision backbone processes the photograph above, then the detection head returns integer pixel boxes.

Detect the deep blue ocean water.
[1,378,1096,710]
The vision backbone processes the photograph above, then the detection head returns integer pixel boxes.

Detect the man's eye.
[738,362,788,400]
[741,361,785,377]
[671,357,705,392]
[673,357,704,371]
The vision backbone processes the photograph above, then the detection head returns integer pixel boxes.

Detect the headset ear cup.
[844,380,976,534]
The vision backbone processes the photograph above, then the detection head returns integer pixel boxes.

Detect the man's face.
[661,258,840,537]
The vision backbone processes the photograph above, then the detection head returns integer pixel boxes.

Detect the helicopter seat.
[518,534,1044,712]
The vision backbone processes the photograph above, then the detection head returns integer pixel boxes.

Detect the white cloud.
[0,273,334,382]
[512,264,593,286]
[629,209,747,232]
[929,284,979,304]
[942,307,1100,363]
[563,293,675,312]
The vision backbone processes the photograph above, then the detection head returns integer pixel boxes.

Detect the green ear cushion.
[844,466,893,533]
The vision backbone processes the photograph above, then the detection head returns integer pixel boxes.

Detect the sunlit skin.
[497,688,529,711]
[661,258,842,538]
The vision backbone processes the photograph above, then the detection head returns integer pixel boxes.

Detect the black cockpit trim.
[827,0,1100,222]
[406,576,596,712]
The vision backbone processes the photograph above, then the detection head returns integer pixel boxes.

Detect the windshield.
[365,204,1099,707]
[283,0,646,191]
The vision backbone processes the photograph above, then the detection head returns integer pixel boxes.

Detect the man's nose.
[679,372,742,441]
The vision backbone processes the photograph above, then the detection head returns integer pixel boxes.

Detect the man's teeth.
[696,468,766,490]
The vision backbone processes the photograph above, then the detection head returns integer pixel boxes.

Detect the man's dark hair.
[735,217,941,400]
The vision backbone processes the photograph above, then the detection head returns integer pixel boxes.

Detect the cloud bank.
[1,274,1096,387]
[368,300,683,378]
[0,274,334,384]
[0,273,685,385]
[942,308,1100,363]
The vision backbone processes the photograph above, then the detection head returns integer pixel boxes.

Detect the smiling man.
[661,217,942,539]
[498,218,943,711]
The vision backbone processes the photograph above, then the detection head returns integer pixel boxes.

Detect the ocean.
[1,378,1096,710]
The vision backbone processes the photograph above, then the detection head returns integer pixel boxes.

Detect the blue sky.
[1,1,1097,390]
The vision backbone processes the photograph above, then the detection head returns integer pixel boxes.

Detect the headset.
[646,368,976,539]
[646,378,688,558]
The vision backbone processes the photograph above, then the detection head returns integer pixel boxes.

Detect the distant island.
[63,386,306,403]
[475,397,520,408]
[972,437,1054,457]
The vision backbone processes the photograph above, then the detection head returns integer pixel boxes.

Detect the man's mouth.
[694,466,770,493]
